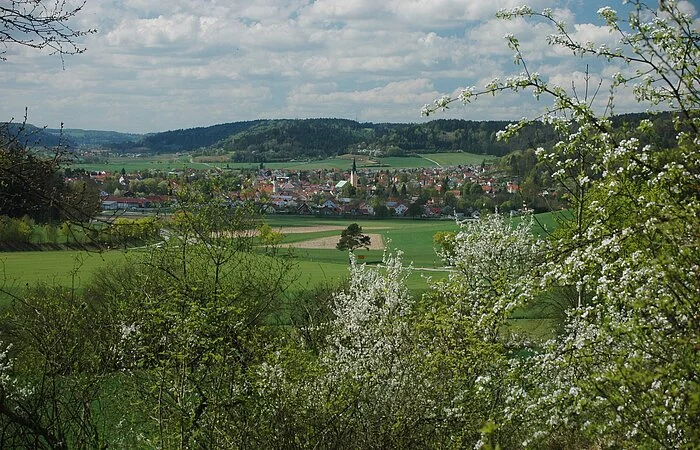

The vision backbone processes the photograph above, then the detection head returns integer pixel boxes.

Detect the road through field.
[418,155,442,167]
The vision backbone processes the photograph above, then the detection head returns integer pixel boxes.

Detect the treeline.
[0,123,141,149]
[110,120,266,153]
[218,118,560,162]
[109,112,680,161]
[0,216,161,250]
[11,113,680,160]
[129,118,560,159]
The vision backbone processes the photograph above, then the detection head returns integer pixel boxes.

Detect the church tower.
[350,158,359,187]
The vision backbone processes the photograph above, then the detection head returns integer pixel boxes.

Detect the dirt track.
[275,225,345,234]
[278,225,387,234]
[283,233,384,250]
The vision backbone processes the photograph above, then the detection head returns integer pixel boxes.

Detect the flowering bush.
[425,0,699,447]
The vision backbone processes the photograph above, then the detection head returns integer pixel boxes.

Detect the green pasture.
[0,250,131,305]
[0,217,455,305]
[371,156,436,168]
[1,212,563,338]
[418,152,498,167]
[71,152,500,173]
[266,216,461,267]
[0,250,130,287]
[2,212,561,293]
[72,155,213,173]
[265,212,566,267]
[290,258,435,293]
[261,159,356,171]
[266,216,460,295]
[515,210,571,237]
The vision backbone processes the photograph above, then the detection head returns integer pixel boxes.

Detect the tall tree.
[336,223,371,252]
[0,133,98,223]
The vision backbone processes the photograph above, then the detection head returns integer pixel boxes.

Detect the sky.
[1,0,697,133]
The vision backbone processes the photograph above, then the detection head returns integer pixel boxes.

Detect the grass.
[1,211,562,339]
[374,156,437,168]
[418,152,498,167]
[514,210,572,237]
[266,216,461,267]
[71,152,500,173]
[0,250,132,306]
[0,250,130,286]
[269,216,457,298]
[0,217,456,306]
[72,155,213,172]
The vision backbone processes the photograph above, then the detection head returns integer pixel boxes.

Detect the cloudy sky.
[1,0,697,133]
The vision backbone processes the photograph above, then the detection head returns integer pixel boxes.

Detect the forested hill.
[214,119,559,161]
[111,113,677,161]
[0,123,141,149]
[4,113,677,160]
[112,120,266,153]
[114,118,561,159]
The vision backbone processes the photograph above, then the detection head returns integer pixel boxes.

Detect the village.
[87,157,555,219]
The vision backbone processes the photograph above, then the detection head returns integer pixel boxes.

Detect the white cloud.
[389,0,548,24]
[289,78,437,105]
[674,1,697,16]
[301,0,384,22]
[2,0,691,132]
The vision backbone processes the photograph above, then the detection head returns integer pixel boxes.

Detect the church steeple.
[350,158,358,187]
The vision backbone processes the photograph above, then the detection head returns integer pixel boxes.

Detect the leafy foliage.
[0,1,697,448]
[0,283,117,449]
[425,0,699,447]
[0,134,99,223]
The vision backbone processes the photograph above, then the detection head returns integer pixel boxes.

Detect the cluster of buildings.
[88,158,538,217]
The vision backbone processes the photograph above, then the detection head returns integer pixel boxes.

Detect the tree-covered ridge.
[118,113,680,159]
[53,129,142,147]
[0,123,142,149]
[7,113,680,159]
[187,118,596,159]
[126,120,267,153]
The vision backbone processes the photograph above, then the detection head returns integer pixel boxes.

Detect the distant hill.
[4,113,679,161]
[107,118,561,159]
[111,121,266,153]
[1,123,74,148]
[52,128,142,147]
[211,118,560,162]
[0,123,141,149]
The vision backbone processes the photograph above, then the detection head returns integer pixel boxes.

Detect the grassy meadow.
[74,154,213,172]
[416,152,498,166]
[0,250,133,305]
[71,151,498,173]
[1,217,457,297]
[1,213,560,339]
[2,212,562,291]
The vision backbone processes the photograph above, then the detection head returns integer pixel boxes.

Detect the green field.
[1,213,560,337]
[73,154,214,172]
[3,213,561,289]
[0,250,132,305]
[417,152,498,167]
[266,216,460,266]
[0,217,458,302]
[71,152,499,173]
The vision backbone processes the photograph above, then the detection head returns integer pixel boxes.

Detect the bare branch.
[0,0,96,64]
